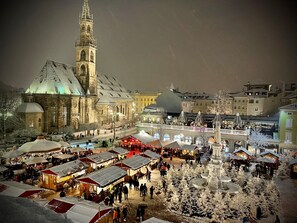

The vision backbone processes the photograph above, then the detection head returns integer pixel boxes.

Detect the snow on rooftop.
[97,73,132,102]
[17,102,44,113]
[26,60,85,96]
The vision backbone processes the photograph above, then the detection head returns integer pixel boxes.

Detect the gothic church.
[19,0,133,133]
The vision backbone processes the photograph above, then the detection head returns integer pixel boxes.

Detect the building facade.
[20,0,133,133]
[130,91,161,114]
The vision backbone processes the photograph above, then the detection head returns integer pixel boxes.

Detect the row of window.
[134,98,155,102]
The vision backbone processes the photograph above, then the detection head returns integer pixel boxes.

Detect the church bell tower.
[75,0,97,95]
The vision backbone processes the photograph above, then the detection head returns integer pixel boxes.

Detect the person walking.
[113,208,118,223]
[150,185,155,199]
[123,185,128,200]
[147,171,151,182]
[122,205,128,222]
[116,207,121,223]
[140,184,144,197]
[142,183,147,201]
[136,207,141,222]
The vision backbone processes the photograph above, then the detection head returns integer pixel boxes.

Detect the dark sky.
[1,0,297,93]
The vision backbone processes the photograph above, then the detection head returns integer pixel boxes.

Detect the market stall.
[0,181,44,198]
[142,217,172,223]
[259,151,280,169]
[45,197,112,223]
[80,152,116,170]
[140,150,161,169]
[109,147,129,159]
[114,155,151,180]
[78,166,127,201]
[179,144,198,159]
[41,160,88,191]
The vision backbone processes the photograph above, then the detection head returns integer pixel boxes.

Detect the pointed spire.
[214,121,221,144]
[81,0,92,19]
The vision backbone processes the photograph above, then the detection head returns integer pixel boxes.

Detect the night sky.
[1,0,297,93]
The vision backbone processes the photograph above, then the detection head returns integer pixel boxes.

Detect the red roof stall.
[114,155,151,178]
[78,166,127,201]
[0,181,44,198]
[45,197,112,223]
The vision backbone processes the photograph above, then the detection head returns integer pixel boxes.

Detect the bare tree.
[0,90,22,138]
[248,128,269,155]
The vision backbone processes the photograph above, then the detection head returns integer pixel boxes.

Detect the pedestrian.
[143,183,147,201]
[136,207,141,222]
[118,190,122,203]
[150,185,155,199]
[123,185,128,200]
[140,184,144,196]
[60,189,66,197]
[256,206,262,220]
[147,171,151,182]
[275,214,280,223]
[140,206,145,221]
[109,193,115,206]
[122,205,128,222]
[117,207,121,223]
[113,209,118,223]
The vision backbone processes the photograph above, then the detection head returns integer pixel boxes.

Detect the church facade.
[20,0,133,133]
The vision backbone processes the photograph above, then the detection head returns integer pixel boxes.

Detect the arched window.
[90,51,94,62]
[80,50,86,61]
[80,65,86,75]
[153,133,160,139]
[82,25,85,31]
[163,134,170,141]
[87,25,91,33]
[38,118,41,127]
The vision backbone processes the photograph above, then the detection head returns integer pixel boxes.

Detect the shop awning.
[131,130,155,144]
[180,144,197,151]
[53,154,74,160]
[78,166,127,187]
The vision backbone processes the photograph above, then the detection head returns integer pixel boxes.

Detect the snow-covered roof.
[142,150,161,160]
[0,181,44,198]
[233,147,253,156]
[0,195,73,223]
[19,137,61,153]
[260,151,280,158]
[80,152,116,164]
[97,73,132,103]
[78,166,127,187]
[42,160,88,177]
[115,155,151,170]
[110,147,129,155]
[181,144,197,151]
[26,60,85,96]
[142,217,172,223]
[131,131,155,144]
[17,102,44,113]
[45,197,112,223]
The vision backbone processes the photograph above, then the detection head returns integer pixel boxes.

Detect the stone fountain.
[191,121,240,193]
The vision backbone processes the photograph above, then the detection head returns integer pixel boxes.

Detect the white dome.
[17,103,44,113]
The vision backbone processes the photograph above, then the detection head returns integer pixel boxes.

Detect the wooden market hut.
[233,148,253,160]
[77,166,127,201]
[41,160,88,191]
[142,217,172,223]
[80,152,117,170]
[140,150,161,169]
[259,151,280,169]
[114,155,151,181]
[109,147,129,159]
[179,144,198,159]
[45,197,113,223]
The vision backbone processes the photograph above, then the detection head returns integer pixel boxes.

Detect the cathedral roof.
[97,73,132,103]
[17,102,44,113]
[25,60,85,96]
